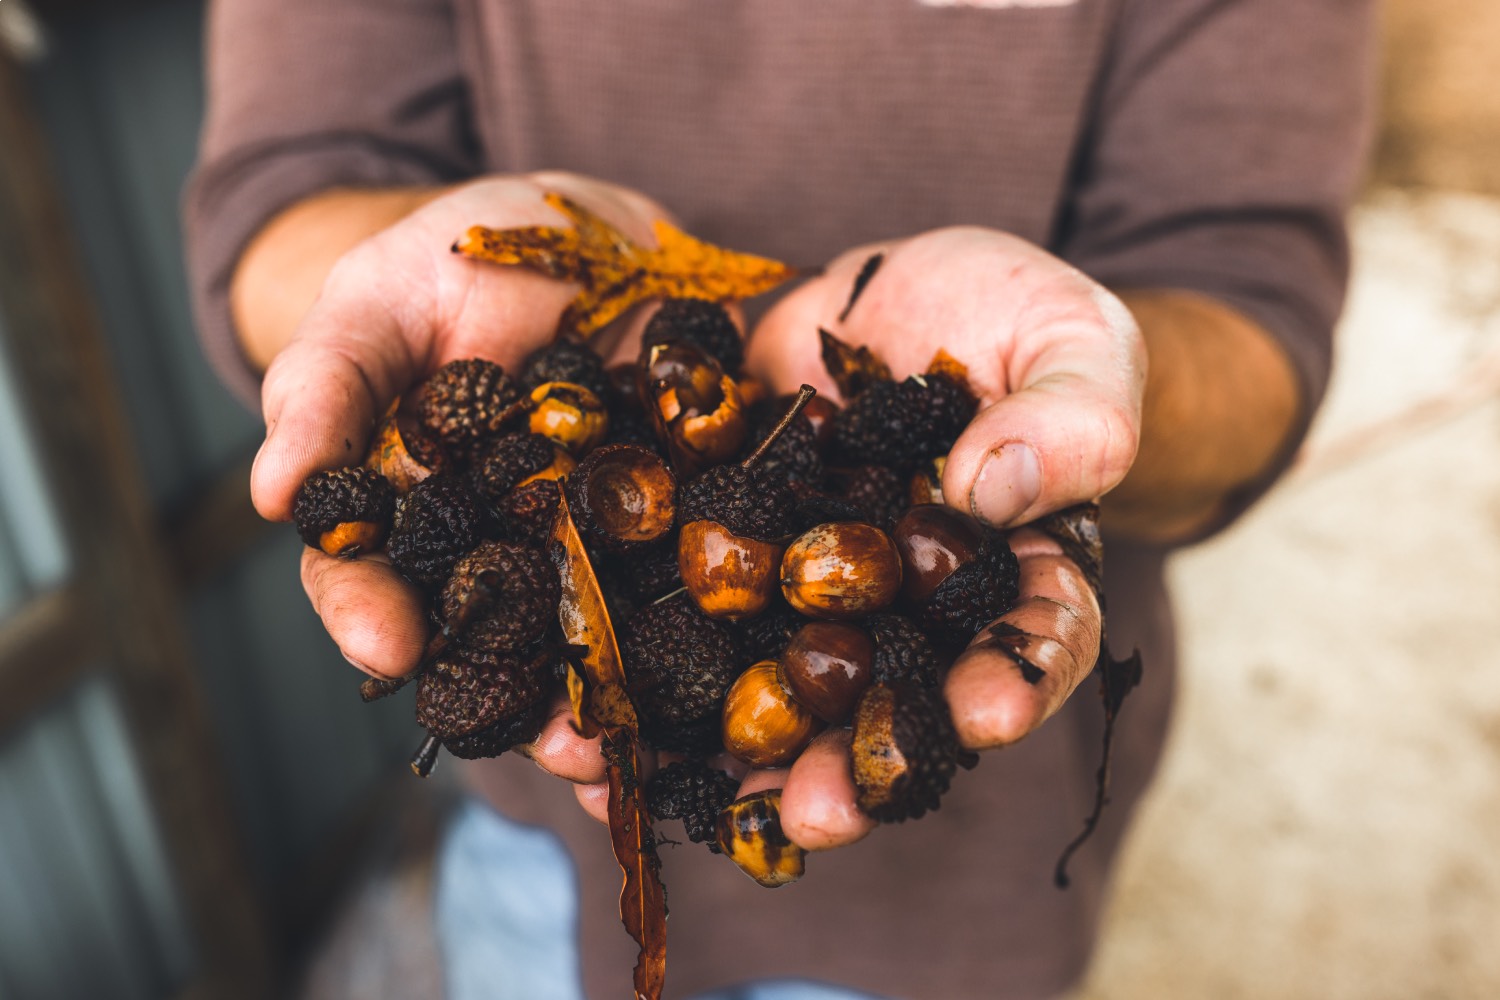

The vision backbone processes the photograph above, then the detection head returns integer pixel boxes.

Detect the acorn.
[891,504,1020,645]
[677,388,814,620]
[851,680,961,822]
[293,467,396,557]
[529,381,608,455]
[780,521,903,620]
[716,790,805,888]
[835,465,906,531]
[563,444,677,555]
[865,613,943,688]
[832,372,976,472]
[908,457,946,506]
[777,621,874,724]
[641,338,748,474]
[365,402,447,493]
[497,478,562,547]
[721,661,823,768]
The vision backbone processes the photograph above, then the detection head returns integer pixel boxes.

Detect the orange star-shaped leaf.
[453,192,799,336]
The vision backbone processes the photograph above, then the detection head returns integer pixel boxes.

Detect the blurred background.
[0,1,1495,998]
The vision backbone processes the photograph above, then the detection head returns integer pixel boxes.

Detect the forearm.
[229,186,449,371]
[1100,289,1301,543]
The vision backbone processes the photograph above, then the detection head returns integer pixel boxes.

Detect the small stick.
[410,734,442,778]
[741,384,817,469]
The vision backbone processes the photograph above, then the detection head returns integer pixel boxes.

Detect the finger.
[516,697,608,784]
[574,782,610,825]
[744,243,892,399]
[299,548,428,679]
[944,529,1102,750]
[938,256,1144,529]
[252,281,419,521]
[778,729,877,851]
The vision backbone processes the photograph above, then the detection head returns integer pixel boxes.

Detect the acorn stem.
[410,734,442,777]
[741,384,817,470]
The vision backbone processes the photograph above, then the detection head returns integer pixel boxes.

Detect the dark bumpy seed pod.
[387,476,491,591]
[621,593,748,753]
[438,541,560,654]
[891,505,1020,645]
[647,759,740,852]
[851,680,961,823]
[293,467,396,556]
[418,359,525,465]
[735,602,804,663]
[605,541,684,606]
[519,338,610,399]
[471,432,559,505]
[837,465,906,531]
[678,465,797,542]
[833,373,977,471]
[744,400,823,488]
[443,699,550,759]
[864,613,942,688]
[415,645,555,741]
[922,533,1020,644]
[642,297,744,374]
[498,479,561,547]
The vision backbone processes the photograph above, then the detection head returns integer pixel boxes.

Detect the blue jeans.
[434,797,878,1000]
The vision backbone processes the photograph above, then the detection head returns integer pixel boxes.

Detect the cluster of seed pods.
[291,298,1023,887]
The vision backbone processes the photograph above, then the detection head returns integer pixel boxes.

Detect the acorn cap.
[621,593,748,753]
[519,337,610,399]
[920,532,1021,645]
[386,475,492,591]
[647,758,740,852]
[417,358,526,465]
[642,297,745,374]
[415,645,556,741]
[470,431,558,505]
[678,464,796,542]
[563,443,678,554]
[851,680,961,823]
[437,540,560,654]
[864,613,943,688]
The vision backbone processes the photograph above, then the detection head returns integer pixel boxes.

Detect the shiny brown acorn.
[776,621,875,724]
[721,661,822,768]
[529,381,608,455]
[780,521,903,619]
[890,503,986,604]
[678,520,782,620]
[642,339,748,472]
[716,789,806,887]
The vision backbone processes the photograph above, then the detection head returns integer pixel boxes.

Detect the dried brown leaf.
[817,327,892,400]
[455,192,798,338]
[603,726,667,1000]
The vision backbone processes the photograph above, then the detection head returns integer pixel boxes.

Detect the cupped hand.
[725,228,1144,850]
[263,172,668,786]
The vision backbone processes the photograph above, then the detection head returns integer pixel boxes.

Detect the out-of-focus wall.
[1375,0,1500,194]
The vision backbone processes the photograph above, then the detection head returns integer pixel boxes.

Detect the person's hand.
[724,227,1146,850]
[256,172,670,793]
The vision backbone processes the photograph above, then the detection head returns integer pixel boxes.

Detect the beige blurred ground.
[1070,6,1500,996]
[1072,191,1500,998]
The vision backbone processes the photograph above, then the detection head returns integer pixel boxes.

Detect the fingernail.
[970,443,1041,527]
[342,650,373,674]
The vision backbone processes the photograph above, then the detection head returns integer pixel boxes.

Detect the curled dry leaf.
[455,192,799,338]
[549,491,666,998]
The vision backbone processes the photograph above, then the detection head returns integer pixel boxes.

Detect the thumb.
[943,287,1144,528]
